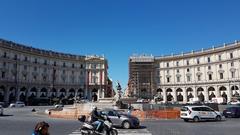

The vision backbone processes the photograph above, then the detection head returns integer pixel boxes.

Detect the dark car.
[223,106,240,118]
[100,108,140,129]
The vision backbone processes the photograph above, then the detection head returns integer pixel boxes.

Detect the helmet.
[92,106,97,111]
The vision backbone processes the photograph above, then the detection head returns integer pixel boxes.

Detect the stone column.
[102,89,105,98]
[16,88,20,101]
[227,85,232,102]
[98,89,101,100]
[193,87,197,98]
[173,88,177,102]
[204,86,209,102]
[215,86,220,97]
[4,87,9,103]
[183,88,187,103]
[163,88,167,103]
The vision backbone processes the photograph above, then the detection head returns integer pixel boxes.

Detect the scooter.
[78,115,118,135]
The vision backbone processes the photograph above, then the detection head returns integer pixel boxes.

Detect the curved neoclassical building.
[0,39,112,104]
[128,40,240,103]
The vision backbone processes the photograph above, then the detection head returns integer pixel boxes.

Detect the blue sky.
[1,0,240,90]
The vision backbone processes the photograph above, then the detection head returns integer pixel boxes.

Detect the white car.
[9,101,25,108]
[0,105,3,115]
[228,100,240,105]
[54,104,64,108]
[180,105,222,122]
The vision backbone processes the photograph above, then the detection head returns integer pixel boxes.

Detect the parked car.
[228,100,240,105]
[211,97,227,104]
[54,104,64,108]
[0,105,3,115]
[9,101,25,108]
[99,108,140,129]
[223,106,240,118]
[180,105,222,122]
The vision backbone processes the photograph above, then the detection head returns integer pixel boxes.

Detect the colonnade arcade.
[0,85,97,103]
[154,84,240,103]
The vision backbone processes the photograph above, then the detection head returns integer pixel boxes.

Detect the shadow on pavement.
[0,114,14,117]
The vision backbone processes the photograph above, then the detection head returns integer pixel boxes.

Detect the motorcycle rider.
[90,106,103,132]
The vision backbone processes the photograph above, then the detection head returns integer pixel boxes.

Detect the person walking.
[32,121,50,135]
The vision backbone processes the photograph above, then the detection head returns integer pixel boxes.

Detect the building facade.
[128,41,240,103]
[0,39,112,104]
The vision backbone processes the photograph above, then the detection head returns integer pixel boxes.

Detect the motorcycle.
[78,114,118,135]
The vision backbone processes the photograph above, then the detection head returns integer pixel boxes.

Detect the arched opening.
[208,87,216,101]
[176,88,183,101]
[166,88,173,102]
[186,88,193,102]
[197,87,204,102]
[231,86,239,97]
[92,88,98,102]
[155,88,163,102]
[19,87,27,102]
[9,87,16,103]
[219,86,227,101]
[59,88,66,99]
[50,88,57,98]
[40,88,47,97]
[0,86,6,102]
[68,88,75,99]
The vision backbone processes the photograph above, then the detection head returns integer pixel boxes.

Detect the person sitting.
[90,106,103,132]
[32,121,50,135]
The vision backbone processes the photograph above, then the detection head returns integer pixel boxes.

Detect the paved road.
[1,107,240,135]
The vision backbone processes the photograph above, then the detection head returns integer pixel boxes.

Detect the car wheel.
[122,121,131,129]
[184,119,189,122]
[193,116,199,122]
[215,115,221,121]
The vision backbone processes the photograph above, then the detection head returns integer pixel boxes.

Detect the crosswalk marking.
[68,128,152,135]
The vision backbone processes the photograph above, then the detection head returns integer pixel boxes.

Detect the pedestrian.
[32,121,50,135]
[128,104,133,115]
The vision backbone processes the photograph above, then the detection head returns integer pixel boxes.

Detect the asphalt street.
[1,106,240,135]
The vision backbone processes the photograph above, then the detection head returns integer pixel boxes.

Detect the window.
[177,69,179,73]
[24,57,28,61]
[220,73,223,79]
[166,63,169,67]
[14,54,17,60]
[54,61,57,66]
[3,52,7,58]
[63,70,65,74]
[34,58,38,63]
[231,71,235,78]
[44,60,47,65]
[187,76,191,82]
[1,72,5,78]
[72,63,75,68]
[230,53,233,59]
[187,68,190,72]
[3,62,6,67]
[208,57,211,63]
[177,76,180,82]
[167,77,170,83]
[44,68,47,72]
[23,74,27,80]
[167,70,169,74]
[43,76,47,81]
[24,65,27,70]
[176,61,179,66]
[197,67,200,71]
[34,67,37,71]
[231,62,234,67]
[198,75,201,81]
[208,66,211,70]
[80,64,83,68]
[33,75,37,80]
[63,62,66,67]
[186,60,189,66]
[219,64,222,68]
[197,58,200,64]
[209,74,212,80]
[218,55,221,61]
